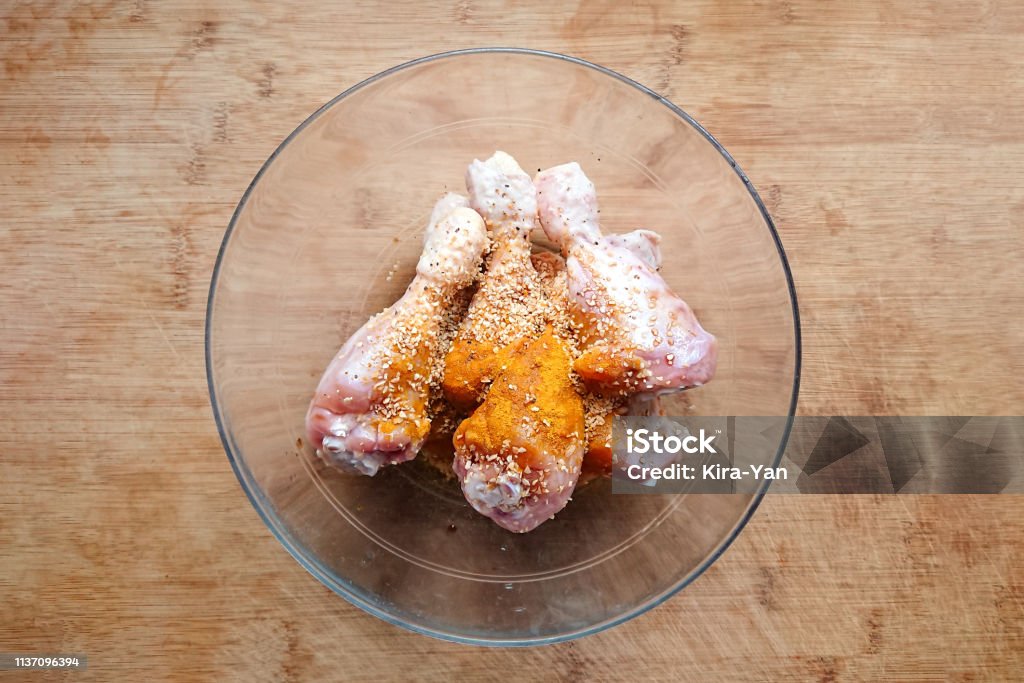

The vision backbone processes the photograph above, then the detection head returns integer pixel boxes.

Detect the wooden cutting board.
[1,1,1021,680]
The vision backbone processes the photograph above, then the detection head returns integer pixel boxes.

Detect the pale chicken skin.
[531,240,666,480]
[306,194,487,475]
[303,154,719,533]
[442,151,545,408]
[534,162,718,397]
[577,237,665,479]
[453,328,585,533]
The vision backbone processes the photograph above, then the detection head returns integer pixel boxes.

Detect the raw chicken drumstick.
[532,234,667,480]
[453,327,585,533]
[442,151,545,407]
[579,237,666,479]
[534,162,718,397]
[305,194,487,475]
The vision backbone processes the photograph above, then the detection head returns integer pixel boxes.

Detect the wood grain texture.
[1,0,1022,680]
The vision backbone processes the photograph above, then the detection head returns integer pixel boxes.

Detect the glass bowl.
[206,48,800,645]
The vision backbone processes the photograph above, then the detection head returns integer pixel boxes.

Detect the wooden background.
[2,0,1022,680]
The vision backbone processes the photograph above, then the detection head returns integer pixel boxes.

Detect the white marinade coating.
[606,229,661,270]
[305,195,487,475]
[466,150,538,240]
[534,162,718,394]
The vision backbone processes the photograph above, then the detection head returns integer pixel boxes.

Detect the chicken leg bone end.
[467,151,538,237]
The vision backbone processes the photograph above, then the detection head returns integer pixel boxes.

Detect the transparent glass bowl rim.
[204,47,803,647]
